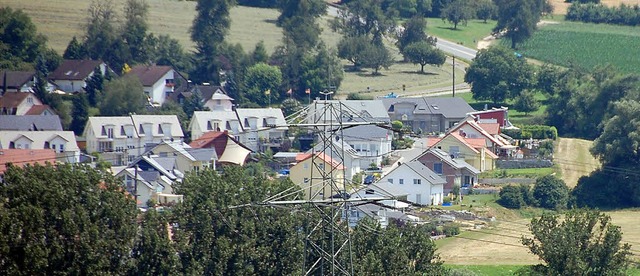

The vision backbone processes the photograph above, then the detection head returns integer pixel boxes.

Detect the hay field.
[554,138,600,188]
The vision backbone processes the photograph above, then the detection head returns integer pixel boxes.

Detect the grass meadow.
[516,21,640,74]
[457,91,548,125]
[425,18,497,50]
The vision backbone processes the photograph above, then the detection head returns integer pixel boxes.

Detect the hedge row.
[566,3,640,26]
[503,125,558,140]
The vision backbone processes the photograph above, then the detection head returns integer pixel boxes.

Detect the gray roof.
[382,97,475,119]
[185,148,217,162]
[152,157,176,171]
[403,160,447,185]
[421,148,480,174]
[311,100,390,122]
[138,170,160,182]
[342,124,390,140]
[0,115,63,131]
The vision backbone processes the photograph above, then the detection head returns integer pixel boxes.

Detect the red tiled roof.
[49,59,103,81]
[25,105,53,115]
[128,65,172,87]
[425,136,441,148]
[478,123,500,135]
[296,152,345,170]
[0,92,31,108]
[0,149,56,173]
[0,70,35,89]
[189,131,251,156]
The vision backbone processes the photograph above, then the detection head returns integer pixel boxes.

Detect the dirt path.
[554,138,600,188]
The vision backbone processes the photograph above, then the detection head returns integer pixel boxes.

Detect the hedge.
[502,125,558,140]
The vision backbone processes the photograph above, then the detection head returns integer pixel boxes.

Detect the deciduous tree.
[0,7,47,70]
[441,0,474,29]
[402,41,446,73]
[493,0,544,49]
[99,74,146,116]
[522,210,631,275]
[513,89,540,115]
[360,44,393,75]
[532,175,568,210]
[245,62,283,106]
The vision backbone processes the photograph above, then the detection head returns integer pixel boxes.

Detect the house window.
[44,141,50,149]
[244,118,250,127]
[449,146,460,154]
[101,126,107,136]
[27,97,33,104]
[304,177,309,183]
[52,144,56,150]
[107,128,114,139]
[121,126,126,136]
[139,124,145,134]
[434,163,443,175]
[413,179,421,185]
[207,121,213,130]
[214,122,220,131]
[263,118,267,127]
[388,179,393,184]
[464,175,471,186]
[399,179,404,185]
[216,99,221,105]
[416,194,422,204]
[158,124,164,134]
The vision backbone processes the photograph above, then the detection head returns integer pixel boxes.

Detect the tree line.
[566,2,640,26]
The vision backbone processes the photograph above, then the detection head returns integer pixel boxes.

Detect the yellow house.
[290,152,346,200]
[432,132,497,172]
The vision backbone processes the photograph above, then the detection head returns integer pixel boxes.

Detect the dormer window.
[139,124,145,134]
[44,141,50,149]
[27,97,33,104]
[207,121,213,130]
[121,126,126,136]
[263,118,267,127]
[9,142,15,149]
[226,121,231,130]
[244,118,250,127]
[158,124,164,134]
[101,126,107,136]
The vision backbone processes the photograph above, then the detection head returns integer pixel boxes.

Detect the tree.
[277,0,326,50]
[513,89,540,115]
[337,35,370,69]
[441,0,474,29]
[71,94,90,135]
[498,185,525,209]
[360,44,393,75]
[281,98,302,117]
[0,163,137,275]
[131,209,181,275]
[464,46,534,104]
[475,0,498,23]
[591,100,640,167]
[0,7,47,70]
[298,43,344,100]
[153,35,190,72]
[63,36,86,59]
[493,0,544,49]
[402,41,446,73]
[251,41,268,64]
[532,175,569,210]
[99,75,146,116]
[84,0,118,62]
[245,63,283,106]
[396,16,433,54]
[333,0,395,44]
[522,210,631,275]
[85,67,105,107]
[122,0,151,64]
[190,0,235,84]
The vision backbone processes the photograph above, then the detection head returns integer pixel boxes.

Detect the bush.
[566,3,640,26]
[498,185,525,209]
[503,125,557,140]
[533,175,569,210]
[442,223,460,237]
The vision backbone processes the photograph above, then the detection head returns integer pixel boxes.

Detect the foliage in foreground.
[0,164,447,275]
[522,210,632,275]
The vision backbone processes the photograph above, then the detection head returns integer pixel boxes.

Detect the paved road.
[435,39,478,61]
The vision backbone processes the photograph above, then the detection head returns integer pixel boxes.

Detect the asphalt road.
[435,39,478,61]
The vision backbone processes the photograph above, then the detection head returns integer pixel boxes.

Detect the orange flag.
[305,88,311,94]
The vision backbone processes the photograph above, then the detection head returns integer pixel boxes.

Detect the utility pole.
[452,56,456,97]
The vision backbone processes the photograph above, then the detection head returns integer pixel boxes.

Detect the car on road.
[330,191,350,200]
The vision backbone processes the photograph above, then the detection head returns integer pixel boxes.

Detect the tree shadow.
[400,70,438,76]
[263,19,278,25]
[436,26,463,31]
[343,65,365,73]
[355,72,385,77]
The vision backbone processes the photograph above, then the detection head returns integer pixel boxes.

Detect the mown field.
[517,21,640,74]
[425,18,497,50]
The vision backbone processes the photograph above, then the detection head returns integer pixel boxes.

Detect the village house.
[0,130,80,163]
[127,65,187,106]
[144,141,218,173]
[0,70,55,93]
[190,107,287,152]
[416,148,480,193]
[0,149,57,174]
[0,92,56,115]
[83,115,184,166]
[376,160,445,206]
[289,152,345,200]
[49,59,109,93]
[115,155,183,208]
[429,132,498,172]
[382,97,475,134]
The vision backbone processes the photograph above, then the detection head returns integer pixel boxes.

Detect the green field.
[517,21,640,74]
[479,167,557,179]
[426,18,497,50]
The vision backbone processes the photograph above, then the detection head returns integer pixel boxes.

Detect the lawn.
[425,18,497,50]
[516,20,640,74]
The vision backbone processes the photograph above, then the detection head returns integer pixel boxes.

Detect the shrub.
[503,125,558,140]
[533,175,569,210]
[498,185,525,209]
[443,223,460,237]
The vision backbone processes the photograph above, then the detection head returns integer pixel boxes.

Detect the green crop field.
[517,21,640,74]
[425,18,497,50]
